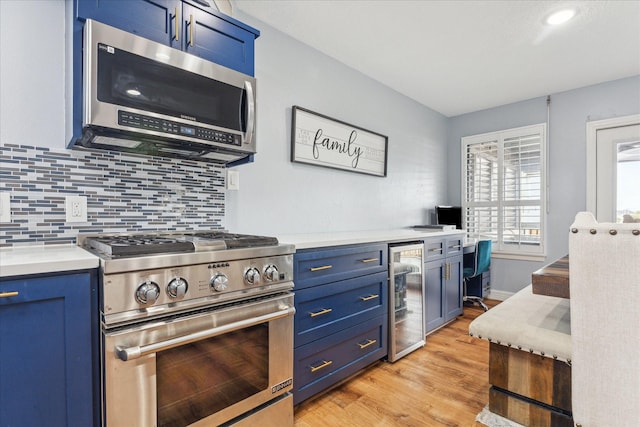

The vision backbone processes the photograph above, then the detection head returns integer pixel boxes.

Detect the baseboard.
[486,289,514,301]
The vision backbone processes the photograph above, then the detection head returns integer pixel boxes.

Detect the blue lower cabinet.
[294,271,388,348]
[293,316,388,405]
[0,270,98,427]
[292,243,389,405]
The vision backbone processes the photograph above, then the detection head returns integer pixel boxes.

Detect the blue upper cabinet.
[77,0,181,48]
[182,2,257,75]
[76,0,260,75]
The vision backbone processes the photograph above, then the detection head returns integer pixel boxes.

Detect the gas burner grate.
[189,232,279,249]
[88,235,195,257]
[82,231,279,258]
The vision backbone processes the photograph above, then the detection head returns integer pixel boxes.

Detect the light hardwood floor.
[294,301,499,427]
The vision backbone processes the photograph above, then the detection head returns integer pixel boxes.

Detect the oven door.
[102,292,294,427]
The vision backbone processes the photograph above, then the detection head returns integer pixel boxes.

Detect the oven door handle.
[115,306,296,361]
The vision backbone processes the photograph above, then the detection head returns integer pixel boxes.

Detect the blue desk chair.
[463,239,491,311]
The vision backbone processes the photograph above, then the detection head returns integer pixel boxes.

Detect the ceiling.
[232,0,640,117]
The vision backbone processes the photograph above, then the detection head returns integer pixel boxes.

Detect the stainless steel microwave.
[74,19,256,164]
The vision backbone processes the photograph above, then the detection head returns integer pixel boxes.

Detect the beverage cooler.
[388,242,425,362]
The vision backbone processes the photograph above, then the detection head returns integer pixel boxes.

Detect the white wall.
[0,0,65,147]
[226,12,449,235]
[4,1,638,295]
[447,76,640,294]
[0,1,449,236]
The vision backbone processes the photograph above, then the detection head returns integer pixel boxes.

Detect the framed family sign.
[291,106,388,177]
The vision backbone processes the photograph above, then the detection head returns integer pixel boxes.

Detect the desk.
[531,255,570,299]
[463,240,476,254]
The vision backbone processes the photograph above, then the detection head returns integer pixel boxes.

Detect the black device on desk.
[435,205,462,229]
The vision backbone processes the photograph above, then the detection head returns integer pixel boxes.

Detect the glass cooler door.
[388,243,425,362]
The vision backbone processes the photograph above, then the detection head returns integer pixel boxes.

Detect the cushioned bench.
[469,285,572,427]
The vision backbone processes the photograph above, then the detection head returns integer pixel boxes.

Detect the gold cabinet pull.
[309,308,332,318]
[358,339,377,349]
[189,14,194,46]
[173,7,179,41]
[309,265,332,272]
[360,294,379,302]
[0,291,19,298]
[429,248,443,253]
[310,360,333,373]
[360,257,378,263]
[450,244,461,250]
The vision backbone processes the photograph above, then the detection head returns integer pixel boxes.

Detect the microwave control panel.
[118,111,241,146]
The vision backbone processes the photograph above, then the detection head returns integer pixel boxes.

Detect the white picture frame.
[291,106,388,177]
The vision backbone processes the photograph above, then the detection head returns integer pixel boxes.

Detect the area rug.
[475,405,525,427]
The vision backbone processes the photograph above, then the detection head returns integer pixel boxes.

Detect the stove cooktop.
[82,231,279,258]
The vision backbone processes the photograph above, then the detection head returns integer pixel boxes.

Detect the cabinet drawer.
[294,244,387,290]
[294,272,388,347]
[424,239,445,262]
[294,316,387,404]
[445,237,464,257]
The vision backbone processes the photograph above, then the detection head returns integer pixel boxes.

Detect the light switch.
[227,170,239,191]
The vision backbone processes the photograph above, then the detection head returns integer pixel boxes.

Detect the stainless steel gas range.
[79,231,296,427]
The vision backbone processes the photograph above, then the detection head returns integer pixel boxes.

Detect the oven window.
[96,44,246,132]
[156,324,269,427]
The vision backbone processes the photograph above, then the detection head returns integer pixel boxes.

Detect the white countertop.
[0,244,100,278]
[0,229,467,277]
[277,228,466,250]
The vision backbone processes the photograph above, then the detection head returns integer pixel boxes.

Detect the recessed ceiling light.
[546,9,576,25]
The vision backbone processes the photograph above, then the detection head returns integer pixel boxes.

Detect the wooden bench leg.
[488,343,572,426]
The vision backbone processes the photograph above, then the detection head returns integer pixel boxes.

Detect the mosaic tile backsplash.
[0,144,226,247]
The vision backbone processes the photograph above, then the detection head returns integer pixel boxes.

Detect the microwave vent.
[93,136,142,149]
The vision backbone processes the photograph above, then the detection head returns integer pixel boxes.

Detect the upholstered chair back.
[569,212,640,427]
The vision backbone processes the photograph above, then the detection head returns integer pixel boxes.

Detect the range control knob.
[244,268,261,286]
[167,277,188,299]
[210,273,229,292]
[264,265,279,282]
[136,281,161,305]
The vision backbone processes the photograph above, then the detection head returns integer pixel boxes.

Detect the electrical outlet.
[0,192,11,223]
[66,195,87,223]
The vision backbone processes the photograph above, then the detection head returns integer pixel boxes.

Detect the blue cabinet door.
[182,3,258,75]
[424,259,445,333]
[0,271,98,427]
[77,0,181,47]
[444,255,463,321]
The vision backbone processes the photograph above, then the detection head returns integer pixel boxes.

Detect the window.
[462,124,546,259]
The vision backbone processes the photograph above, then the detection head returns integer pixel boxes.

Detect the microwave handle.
[243,80,255,145]
[115,306,295,361]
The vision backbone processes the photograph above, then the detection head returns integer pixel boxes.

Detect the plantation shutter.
[463,124,546,257]
[464,140,498,242]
